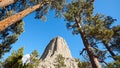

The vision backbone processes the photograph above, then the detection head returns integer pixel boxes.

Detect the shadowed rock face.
[38,36,78,68]
[40,36,72,60]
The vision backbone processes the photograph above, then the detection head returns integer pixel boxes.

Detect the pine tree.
[0,0,26,58]
[3,47,40,68]
[3,47,24,68]
[110,26,120,55]
[105,56,120,68]
[63,0,120,67]
[54,54,66,68]
[0,9,24,58]
[24,50,40,68]
[0,0,66,32]
[85,15,117,60]
[0,20,24,58]
[78,61,91,68]
[63,0,101,68]
[0,0,65,58]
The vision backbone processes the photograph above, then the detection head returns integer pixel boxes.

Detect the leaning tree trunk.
[0,0,15,8]
[103,42,116,60]
[74,16,101,68]
[0,1,46,32]
[79,30,101,68]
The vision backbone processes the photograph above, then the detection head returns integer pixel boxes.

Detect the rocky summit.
[38,36,78,68]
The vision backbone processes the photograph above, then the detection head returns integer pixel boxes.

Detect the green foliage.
[0,2,24,58]
[78,61,92,68]
[110,26,120,52]
[24,50,40,68]
[63,0,120,63]
[54,54,66,68]
[105,63,114,68]
[50,0,66,17]
[75,58,93,68]
[76,58,92,68]
[0,20,24,58]
[3,47,24,68]
[0,0,66,21]
[105,56,120,68]
[35,0,66,20]
[75,58,80,62]
[3,47,40,68]
[113,56,120,67]
[84,14,115,43]
[0,0,66,60]
[31,50,39,57]
[64,0,94,21]
[64,0,94,35]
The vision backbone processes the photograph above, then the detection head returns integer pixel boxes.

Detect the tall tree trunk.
[79,30,100,68]
[103,42,116,60]
[0,0,15,8]
[74,16,101,68]
[0,2,46,32]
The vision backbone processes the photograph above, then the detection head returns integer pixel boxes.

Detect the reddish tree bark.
[74,16,101,68]
[0,2,46,32]
[0,0,15,8]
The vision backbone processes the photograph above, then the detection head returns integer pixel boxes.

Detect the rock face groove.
[38,36,78,68]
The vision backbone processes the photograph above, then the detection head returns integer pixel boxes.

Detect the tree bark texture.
[103,42,116,60]
[0,0,14,8]
[0,2,45,32]
[74,16,101,68]
[79,30,101,68]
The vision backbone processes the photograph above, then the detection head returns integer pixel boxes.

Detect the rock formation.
[38,36,78,68]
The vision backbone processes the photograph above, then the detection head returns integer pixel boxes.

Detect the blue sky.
[3,0,120,61]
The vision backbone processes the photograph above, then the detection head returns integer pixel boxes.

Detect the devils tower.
[40,36,72,60]
[38,36,78,68]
